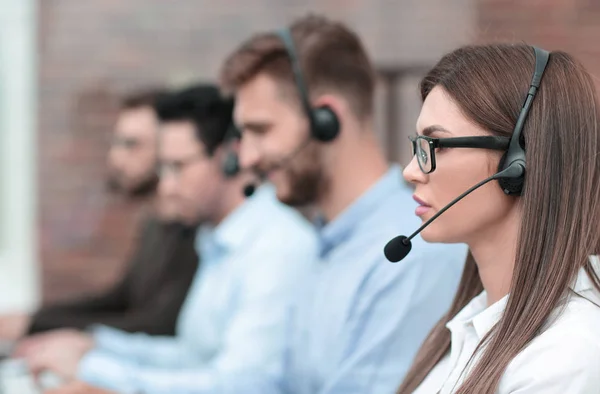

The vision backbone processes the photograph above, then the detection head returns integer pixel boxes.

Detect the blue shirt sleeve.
[78,350,278,394]
[78,225,317,394]
[89,325,200,368]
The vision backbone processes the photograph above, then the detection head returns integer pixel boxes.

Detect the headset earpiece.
[222,150,240,178]
[221,123,241,178]
[497,153,525,195]
[277,28,341,143]
[497,46,550,197]
[312,106,340,142]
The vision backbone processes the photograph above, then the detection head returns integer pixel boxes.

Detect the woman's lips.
[413,195,431,216]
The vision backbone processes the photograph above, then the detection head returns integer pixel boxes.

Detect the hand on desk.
[13,329,95,380]
[0,313,31,340]
[43,381,116,394]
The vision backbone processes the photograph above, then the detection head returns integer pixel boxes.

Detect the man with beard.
[0,88,199,342]
[106,88,163,197]
[219,14,469,393]
[21,83,318,394]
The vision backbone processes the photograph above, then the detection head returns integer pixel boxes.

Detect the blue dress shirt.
[77,185,318,394]
[281,165,468,394]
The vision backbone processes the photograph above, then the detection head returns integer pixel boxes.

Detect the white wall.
[0,0,39,312]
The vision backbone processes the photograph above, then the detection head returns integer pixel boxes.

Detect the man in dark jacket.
[27,217,198,336]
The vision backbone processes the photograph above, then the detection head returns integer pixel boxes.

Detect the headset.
[221,27,342,178]
[222,123,241,178]
[497,46,550,196]
[276,28,341,142]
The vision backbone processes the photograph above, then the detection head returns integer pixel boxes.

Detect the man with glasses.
[21,83,318,394]
[0,88,201,345]
[106,88,164,197]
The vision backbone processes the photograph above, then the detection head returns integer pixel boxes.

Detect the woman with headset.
[395,44,600,393]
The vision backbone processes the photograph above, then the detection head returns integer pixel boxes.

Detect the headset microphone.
[241,170,267,198]
[243,183,257,198]
[384,164,524,263]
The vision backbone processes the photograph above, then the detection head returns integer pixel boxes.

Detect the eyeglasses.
[158,154,207,178]
[409,135,510,174]
[111,136,143,150]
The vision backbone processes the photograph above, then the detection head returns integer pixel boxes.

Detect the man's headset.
[385,46,550,262]
[222,124,242,178]
[277,28,341,142]
[221,27,341,182]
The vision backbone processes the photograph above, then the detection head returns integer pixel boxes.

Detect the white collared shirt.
[414,255,600,394]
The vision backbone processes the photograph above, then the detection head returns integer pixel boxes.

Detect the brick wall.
[44,0,581,301]
[477,0,600,89]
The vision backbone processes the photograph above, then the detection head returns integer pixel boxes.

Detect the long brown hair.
[398,44,600,393]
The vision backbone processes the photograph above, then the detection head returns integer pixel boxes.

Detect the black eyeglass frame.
[409,135,511,174]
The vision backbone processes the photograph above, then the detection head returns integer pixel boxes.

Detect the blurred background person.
[105,88,164,198]
[0,88,200,344]
[20,83,318,394]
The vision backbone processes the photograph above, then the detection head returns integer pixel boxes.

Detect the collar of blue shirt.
[196,184,277,262]
[315,164,406,257]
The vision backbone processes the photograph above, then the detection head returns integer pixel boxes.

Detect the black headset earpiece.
[312,106,340,142]
[497,46,550,196]
[276,28,340,143]
[222,124,241,178]
[222,150,240,178]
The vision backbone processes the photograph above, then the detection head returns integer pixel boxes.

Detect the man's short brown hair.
[220,14,376,121]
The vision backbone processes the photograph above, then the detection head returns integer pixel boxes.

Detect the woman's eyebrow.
[421,125,451,137]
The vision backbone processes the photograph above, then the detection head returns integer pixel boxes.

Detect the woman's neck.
[469,209,521,306]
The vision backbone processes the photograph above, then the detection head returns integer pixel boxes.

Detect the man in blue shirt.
[21,84,318,393]
[220,14,468,393]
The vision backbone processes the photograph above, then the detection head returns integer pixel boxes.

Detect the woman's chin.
[419,227,452,244]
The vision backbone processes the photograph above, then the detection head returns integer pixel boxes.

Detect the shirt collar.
[471,294,508,339]
[315,165,403,257]
[573,254,600,293]
[194,184,276,262]
[445,291,505,340]
[447,255,600,340]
